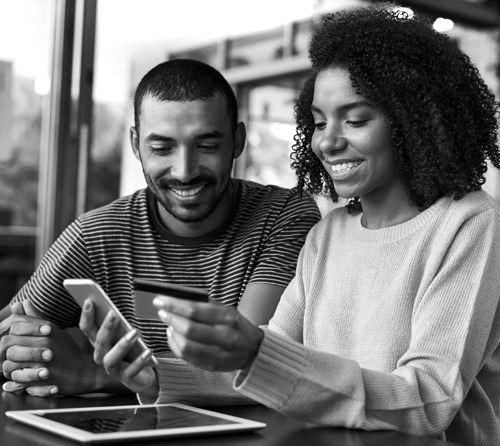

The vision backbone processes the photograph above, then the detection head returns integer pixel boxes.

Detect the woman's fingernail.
[49,386,59,395]
[41,350,52,361]
[158,309,168,321]
[38,368,49,379]
[153,297,162,307]
[140,350,152,361]
[125,329,138,342]
[83,300,91,311]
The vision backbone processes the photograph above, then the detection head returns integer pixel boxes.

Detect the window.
[0,0,54,304]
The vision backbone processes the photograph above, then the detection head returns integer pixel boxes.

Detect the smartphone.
[133,279,209,320]
[63,278,158,366]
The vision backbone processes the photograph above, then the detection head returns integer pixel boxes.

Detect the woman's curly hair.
[291,2,500,212]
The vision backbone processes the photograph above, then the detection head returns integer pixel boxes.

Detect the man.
[0,59,321,397]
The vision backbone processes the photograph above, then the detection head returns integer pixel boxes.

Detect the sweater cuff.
[234,328,307,409]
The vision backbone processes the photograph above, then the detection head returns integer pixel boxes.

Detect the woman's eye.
[346,120,368,127]
[314,121,326,130]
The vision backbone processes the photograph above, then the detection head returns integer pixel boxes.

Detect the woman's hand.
[153,297,264,373]
[79,299,159,397]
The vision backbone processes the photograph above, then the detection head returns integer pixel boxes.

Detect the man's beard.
[146,172,232,224]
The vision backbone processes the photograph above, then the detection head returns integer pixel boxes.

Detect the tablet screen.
[41,405,237,432]
[6,403,266,443]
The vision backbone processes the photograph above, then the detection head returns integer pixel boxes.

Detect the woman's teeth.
[331,160,362,173]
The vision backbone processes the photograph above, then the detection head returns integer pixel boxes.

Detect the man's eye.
[199,144,218,150]
[150,146,172,154]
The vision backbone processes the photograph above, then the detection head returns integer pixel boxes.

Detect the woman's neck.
[360,188,420,229]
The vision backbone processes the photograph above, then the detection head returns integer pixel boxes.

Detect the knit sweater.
[148,190,500,445]
[235,189,500,446]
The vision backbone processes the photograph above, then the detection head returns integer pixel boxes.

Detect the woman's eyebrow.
[311,101,374,113]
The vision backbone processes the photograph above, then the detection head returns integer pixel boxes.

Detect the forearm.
[138,356,253,406]
[236,329,461,437]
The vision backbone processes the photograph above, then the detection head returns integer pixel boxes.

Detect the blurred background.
[0,0,499,303]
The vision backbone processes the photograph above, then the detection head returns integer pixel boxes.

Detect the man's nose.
[170,148,200,183]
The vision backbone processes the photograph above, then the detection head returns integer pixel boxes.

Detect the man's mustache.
[158,176,217,188]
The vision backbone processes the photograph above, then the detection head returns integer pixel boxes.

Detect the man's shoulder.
[79,189,149,225]
[237,179,319,214]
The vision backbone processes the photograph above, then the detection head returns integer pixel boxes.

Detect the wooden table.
[0,389,465,446]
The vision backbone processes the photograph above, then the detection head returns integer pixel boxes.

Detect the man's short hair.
[133,58,238,133]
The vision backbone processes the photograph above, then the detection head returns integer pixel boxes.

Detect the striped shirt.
[14,180,321,353]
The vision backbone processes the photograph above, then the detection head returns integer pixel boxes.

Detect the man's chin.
[168,205,213,224]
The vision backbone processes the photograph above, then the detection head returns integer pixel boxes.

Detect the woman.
[81,3,500,445]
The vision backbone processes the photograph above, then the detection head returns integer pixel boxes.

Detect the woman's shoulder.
[444,189,500,221]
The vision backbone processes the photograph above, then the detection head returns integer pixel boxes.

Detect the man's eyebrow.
[144,130,224,143]
[311,100,374,113]
[194,130,224,140]
[144,133,174,143]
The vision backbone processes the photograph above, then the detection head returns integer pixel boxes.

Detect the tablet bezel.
[6,403,266,443]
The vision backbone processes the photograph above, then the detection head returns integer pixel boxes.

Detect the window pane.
[228,28,284,68]
[0,0,54,302]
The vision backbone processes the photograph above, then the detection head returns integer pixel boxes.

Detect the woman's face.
[310,67,407,205]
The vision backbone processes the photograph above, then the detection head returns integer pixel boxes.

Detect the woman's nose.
[317,127,347,155]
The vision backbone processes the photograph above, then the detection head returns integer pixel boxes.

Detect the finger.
[2,380,27,393]
[79,299,98,344]
[167,326,232,371]
[6,345,52,363]
[25,385,59,397]
[120,350,155,380]
[162,310,240,350]
[10,302,26,315]
[0,333,50,361]
[3,359,45,379]
[0,306,25,337]
[93,311,120,364]
[9,321,51,337]
[21,300,45,318]
[11,366,50,383]
[102,329,140,373]
[153,296,232,324]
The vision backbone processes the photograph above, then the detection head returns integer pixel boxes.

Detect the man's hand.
[79,299,159,397]
[0,300,118,397]
[153,297,264,373]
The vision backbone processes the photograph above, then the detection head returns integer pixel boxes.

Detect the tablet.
[6,403,266,443]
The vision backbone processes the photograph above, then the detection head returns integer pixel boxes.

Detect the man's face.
[131,94,244,232]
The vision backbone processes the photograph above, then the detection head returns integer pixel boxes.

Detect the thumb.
[22,299,45,318]
[10,301,26,315]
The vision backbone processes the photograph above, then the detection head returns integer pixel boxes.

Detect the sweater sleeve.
[234,207,500,438]
[139,355,254,406]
